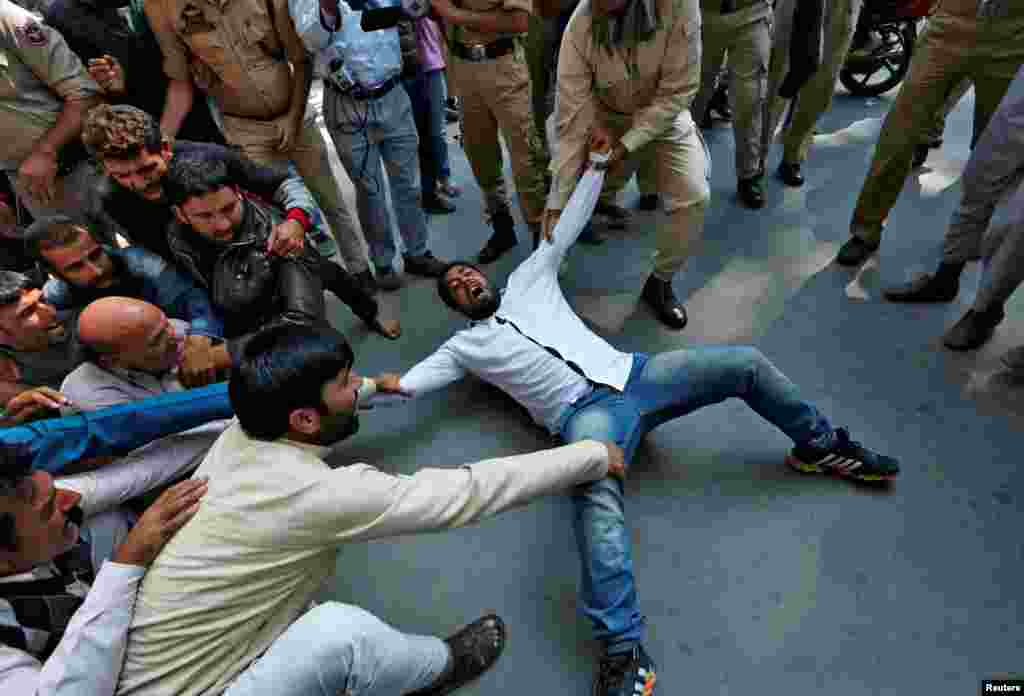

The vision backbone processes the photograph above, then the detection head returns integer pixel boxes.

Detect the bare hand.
[267,219,306,257]
[430,0,456,19]
[87,55,126,95]
[374,372,410,395]
[113,477,208,567]
[588,125,614,154]
[17,149,59,206]
[606,143,628,170]
[179,335,218,388]
[319,0,339,18]
[4,387,70,424]
[541,208,561,244]
[373,318,402,340]
[603,441,626,481]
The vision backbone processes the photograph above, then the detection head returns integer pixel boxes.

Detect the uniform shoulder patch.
[15,20,49,48]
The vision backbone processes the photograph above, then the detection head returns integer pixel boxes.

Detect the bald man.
[63,297,236,411]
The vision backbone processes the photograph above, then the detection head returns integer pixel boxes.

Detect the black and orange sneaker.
[787,428,900,483]
[593,645,657,696]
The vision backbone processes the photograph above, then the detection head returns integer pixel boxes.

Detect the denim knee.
[301,603,390,685]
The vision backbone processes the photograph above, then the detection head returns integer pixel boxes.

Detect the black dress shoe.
[777,160,804,187]
[912,143,930,169]
[404,250,449,277]
[835,236,880,267]
[641,275,687,330]
[352,269,377,295]
[943,306,1005,351]
[423,193,456,215]
[478,212,518,264]
[737,177,765,209]
[407,615,506,696]
[595,201,631,230]
[884,271,960,303]
[636,193,659,211]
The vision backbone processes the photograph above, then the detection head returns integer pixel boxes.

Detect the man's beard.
[316,410,360,446]
[462,291,501,321]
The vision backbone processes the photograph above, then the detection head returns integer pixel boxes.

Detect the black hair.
[0,270,33,307]
[435,260,486,311]
[163,155,233,208]
[228,324,355,441]
[23,215,93,260]
[0,444,33,552]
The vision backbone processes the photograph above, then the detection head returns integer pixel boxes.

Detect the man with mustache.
[26,217,227,387]
[365,190,901,696]
[117,323,625,696]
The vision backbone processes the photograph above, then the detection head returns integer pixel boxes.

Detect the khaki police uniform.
[849,0,1024,247]
[0,0,101,221]
[447,0,548,227]
[691,0,772,181]
[551,0,708,281]
[764,0,862,166]
[145,0,368,272]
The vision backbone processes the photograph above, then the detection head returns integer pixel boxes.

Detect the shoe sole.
[786,455,897,482]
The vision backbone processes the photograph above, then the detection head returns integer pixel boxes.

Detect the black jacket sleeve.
[778,0,826,100]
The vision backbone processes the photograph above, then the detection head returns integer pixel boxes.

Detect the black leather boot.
[477,210,518,264]
[737,176,766,209]
[883,261,964,302]
[943,305,1005,351]
[641,275,687,330]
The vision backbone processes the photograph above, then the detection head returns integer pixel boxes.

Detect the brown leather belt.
[451,37,516,62]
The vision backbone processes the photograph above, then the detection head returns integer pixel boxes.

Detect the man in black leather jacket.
[161,155,333,351]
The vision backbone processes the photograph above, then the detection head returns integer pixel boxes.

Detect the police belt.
[452,37,515,62]
[330,75,401,101]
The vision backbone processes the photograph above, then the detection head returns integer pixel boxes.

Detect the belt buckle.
[468,44,487,61]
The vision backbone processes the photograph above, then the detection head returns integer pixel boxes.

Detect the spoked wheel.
[840,20,917,97]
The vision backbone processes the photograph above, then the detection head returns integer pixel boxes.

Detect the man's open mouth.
[471,286,484,299]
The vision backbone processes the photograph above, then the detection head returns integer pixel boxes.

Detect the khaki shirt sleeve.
[272,0,310,66]
[548,18,597,210]
[0,4,98,100]
[619,0,701,153]
[144,0,193,81]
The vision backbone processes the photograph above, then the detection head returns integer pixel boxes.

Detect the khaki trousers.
[449,47,549,225]
[221,113,368,273]
[691,2,773,180]
[601,111,710,279]
[850,8,1024,244]
[765,0,864,164]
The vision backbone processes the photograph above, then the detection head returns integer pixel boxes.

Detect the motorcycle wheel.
[839,20,917,98]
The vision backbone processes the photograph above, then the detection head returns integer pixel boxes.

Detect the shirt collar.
[275,436,331,459]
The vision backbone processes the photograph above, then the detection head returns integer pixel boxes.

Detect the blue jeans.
[323,84,429,269]
[558,347,834,652]
[402,69,452,198]
[224,603,449,696]
[1,382,233,473]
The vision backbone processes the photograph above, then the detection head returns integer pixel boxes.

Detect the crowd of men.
[0,0,1021,693]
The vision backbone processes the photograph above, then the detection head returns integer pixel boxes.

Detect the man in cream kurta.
[116,325,614,695]
[550,0,709,330]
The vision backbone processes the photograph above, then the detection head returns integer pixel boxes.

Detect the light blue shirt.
[290,0,402,90]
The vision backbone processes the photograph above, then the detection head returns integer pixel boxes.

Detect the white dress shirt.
[397,158,633,433]
[0,562,145,696]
